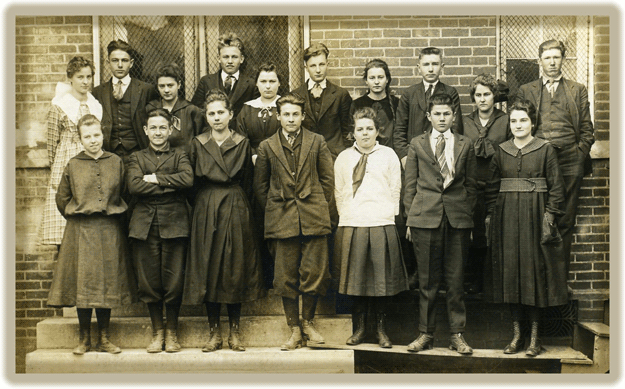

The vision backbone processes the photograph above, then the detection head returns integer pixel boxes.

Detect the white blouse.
[334,142,401,227]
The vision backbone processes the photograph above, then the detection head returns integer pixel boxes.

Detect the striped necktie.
[436,133,451,188]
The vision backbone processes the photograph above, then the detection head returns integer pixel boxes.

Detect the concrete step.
[25,348,355,373]
[36,316,352,349]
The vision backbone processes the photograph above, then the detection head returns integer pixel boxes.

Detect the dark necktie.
[224,75,234,94]
[425,83,433,107]
[113,80,123,100]
[546,79,555,98]
[352,149,369,197]
[287,133,296,147]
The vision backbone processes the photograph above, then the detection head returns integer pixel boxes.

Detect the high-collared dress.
[145,98,205,156]
[182,130,266,304]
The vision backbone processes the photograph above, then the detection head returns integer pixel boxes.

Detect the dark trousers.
[269,235,331,300]
[411,214,470,334]
[132,223,187,305]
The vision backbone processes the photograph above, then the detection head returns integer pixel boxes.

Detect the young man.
[394,47,463,169]
[516,40,595,276]
[293,43,352,160]
[403,94,477,355]
[93,39,158,164]
[126,109,193,354]
[254,92,335,350]
[190,32,258,127]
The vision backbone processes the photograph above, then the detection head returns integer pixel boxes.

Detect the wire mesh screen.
[98,16,198,100]
[500,15,590,99]
[202,16,304,95]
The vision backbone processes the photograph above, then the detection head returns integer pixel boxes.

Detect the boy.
[93,39,158,164]
[190,32,258,127]
[254,92,335,350]
[394,47,463,169]
[126,109,194,353]
[403,94,477,355]
[293,43,352,160]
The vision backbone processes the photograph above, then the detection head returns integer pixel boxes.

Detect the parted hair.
[303,43,329,63]
[276,92,305,114]
[204,89,232,111]
[155,63,183,85]
[469,73,499,102]
[255,62,282,85]
[508,97,538,134]
[418,46,442,61]
[427,93,454,114]
[66,56,94,78]
[538,39,566,58]
[76,114,101,137]
[217,32,245,57]
[107,39,133,56]
[352,107,380,131]
[146,108,173,126]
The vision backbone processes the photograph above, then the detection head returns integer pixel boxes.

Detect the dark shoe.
[449,333,473,355]
[165,329,181,353]
[301,320,325,346]
[96,329,121,354]
[72,328,91,355]
[228,322,246,352]
[376,313,392,348]
[526,321,542,357]
[346,312,366,345]
[281,325,303,351]
[147,329,165,353]
[408,272,419,290]
[503,321,524,354]
[202,324,223,352]
[406,333,434,352]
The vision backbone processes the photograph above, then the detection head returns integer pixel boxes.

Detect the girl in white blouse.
[334,107,409,348]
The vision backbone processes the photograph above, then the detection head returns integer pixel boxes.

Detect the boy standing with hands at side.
[403,94,477,355]
[254,93,336,351]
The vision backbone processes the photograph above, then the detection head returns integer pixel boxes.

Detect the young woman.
[485,98,567,357]
[334,107,409,348]
[462,74,511,293]
[182,89,265,352]
[145,63,205,155]
[47,114,136,355]
[40,56,103,246]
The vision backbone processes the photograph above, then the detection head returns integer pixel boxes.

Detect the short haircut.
[66,56,94,78]
[155,63,182,85]
[107,39,133,56]
[508,97,538,134]
[276,92,305,114]
[146,108,173,126]
[204,88,232,111]
[418,47,442,61]
[303,42,329,63]
[427,93,454,113]
[76,114,101,137]
[255,62,282,85]
[352,107,380,131]
[217,32,245,57]
[538,39,566,58]
[469,73,498,102]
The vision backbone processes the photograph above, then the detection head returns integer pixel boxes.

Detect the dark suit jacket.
[190,71,259,124]
[293,80,353,159]
[92,78,158,152]
[516,77,594,155]
[403,132,477,229]
[394,81,463,160]
[126,146,194,240]
[254,128,335,239]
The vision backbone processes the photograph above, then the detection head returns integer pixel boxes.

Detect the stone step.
[25,348,355,373]
[36,316,352,350]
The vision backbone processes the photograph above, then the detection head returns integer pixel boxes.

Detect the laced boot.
[407,332,434,352]
[73,308,92,355]
[301,294,324,346]
[227,304,245,352]
[165,304,181,353]
[449,333,473,355]
[525,321,542,357]
[346,312,366,345]
[202,317,223,352]
[281,297,303,350]
[376,313,392,348]
[503,321,524,354]
[95,308,121,354]
[147,302,165,353]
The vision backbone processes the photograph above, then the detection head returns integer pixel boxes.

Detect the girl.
[145,62,205,155]
[40,56,103,246]
[485,98,567,357]
[127,109,194,353]
[334,107,409,348]
[462,74,511,293]
[182,89,265,352]
[47,114,136,355]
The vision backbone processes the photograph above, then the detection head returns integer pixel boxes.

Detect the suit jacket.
[293,80,353,159]
[190,71,259,125]
[126,146,194,240]
[394,81,463,160]
[516,77,594,155]
[254,128,335,239]
[92,78,158,152]
[403,131,477,229]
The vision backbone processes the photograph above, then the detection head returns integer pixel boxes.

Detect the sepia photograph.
[6,0,616,384]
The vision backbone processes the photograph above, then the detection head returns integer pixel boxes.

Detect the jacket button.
[291,171,295,176]
[288,182,294,188]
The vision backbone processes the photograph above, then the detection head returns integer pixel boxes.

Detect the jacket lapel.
[101,80,113,121]
[317,81,337,120]
[417,82,428,112]
[302,85,315,124]
[452,133,465,171]
[418,133,437,164]
[267,131,292,174]
[199,132,230,175]
[229,76,249,106]
[129,78,139,121]
[296,130,314,177]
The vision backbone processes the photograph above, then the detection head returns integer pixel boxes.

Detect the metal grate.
[500,16,590,100]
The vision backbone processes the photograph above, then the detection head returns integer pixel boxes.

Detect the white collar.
[543,75,562,85]
[353,141,381,155]
[112,74,131,86]
[222,70,240,82]
[282,128,300,140]
[431,129,452,140]
[308,78,327,90]
[51,82,103,123]
[423,80,439,91]
[244,95,280,108]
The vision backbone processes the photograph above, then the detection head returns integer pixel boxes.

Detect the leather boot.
[73,308,92,355]
[281,325,303,351]
[525,321,542,357]
[147,302,165,353]
[95,308,121,354]
[346,312,366,345]
[301,294,325,346]
[503,321,524,354]
[165,304,181,353]
[376,313,392,348]
[227,304,245,351]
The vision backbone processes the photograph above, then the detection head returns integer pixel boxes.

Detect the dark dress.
[350,93,399,149]
[145,98,205,156]
[236,98,281,155]
[47,151,137,308]
[182,130,266,304]
[484,138,568,307]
